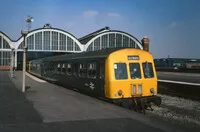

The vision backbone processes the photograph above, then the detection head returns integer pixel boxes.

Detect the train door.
[99,62,105,97]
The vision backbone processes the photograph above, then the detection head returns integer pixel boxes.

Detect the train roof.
[33,48,144,62]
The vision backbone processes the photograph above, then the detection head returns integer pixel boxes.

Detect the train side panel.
[39,58,106,97]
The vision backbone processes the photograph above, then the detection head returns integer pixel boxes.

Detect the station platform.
[157,71,200,84]
[0,71,198,132]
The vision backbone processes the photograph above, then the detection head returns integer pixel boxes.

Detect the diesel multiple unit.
[28,48,161,112]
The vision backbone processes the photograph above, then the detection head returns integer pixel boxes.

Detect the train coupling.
[130,96,162,114]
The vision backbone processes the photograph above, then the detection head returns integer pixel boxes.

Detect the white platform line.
[25,72,46,83]
[161,72,200,77]
[158,79,200,86]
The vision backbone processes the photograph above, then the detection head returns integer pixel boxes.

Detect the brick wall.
[141,37,150,51]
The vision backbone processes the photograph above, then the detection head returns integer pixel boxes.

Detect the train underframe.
[112,96,162,114]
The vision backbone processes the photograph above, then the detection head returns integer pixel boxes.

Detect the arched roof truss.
[16,28,83,52]
[0,32,12,51]
[84,31,143,51]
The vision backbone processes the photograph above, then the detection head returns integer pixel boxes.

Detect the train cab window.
[129,63,141,79]
[79,64,86,77]
[114,63,128,80]
[67,63,72,75]
[142,62,154,78]
[87,62,97,79]
[61,64,66,74]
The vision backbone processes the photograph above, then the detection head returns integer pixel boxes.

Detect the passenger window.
[129,63,141,79]
[49,62,53,72]
[37,64,40,71]
[57,64,61,74]
[61,64,66,74]
[33,64,36,70]
[73,63,78,76]
[53,64,57,73]
[114,63,128,80]
[87,62,96,79]
[79,63,86,77]
[67,63,72,75]
[142,62,154,78]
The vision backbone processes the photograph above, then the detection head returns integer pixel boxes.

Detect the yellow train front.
[104,48,161,111]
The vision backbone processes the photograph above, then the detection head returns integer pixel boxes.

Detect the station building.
[0,25,149,70]
[154,58,200,69]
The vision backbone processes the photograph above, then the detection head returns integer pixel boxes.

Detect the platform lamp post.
[21,16,33,92]
[10,48,15,78]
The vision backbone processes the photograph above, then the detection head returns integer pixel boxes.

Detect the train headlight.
[118,90,123,96]
[132,85,136,95]
[150,88,155,94]
[138,84,142,94]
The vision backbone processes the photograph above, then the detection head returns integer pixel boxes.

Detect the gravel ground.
[147,94,200,128]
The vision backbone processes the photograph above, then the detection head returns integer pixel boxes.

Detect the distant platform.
[156,67,200,73]
[157,71,200,84]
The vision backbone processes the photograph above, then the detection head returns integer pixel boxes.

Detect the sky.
[0,0,200,58]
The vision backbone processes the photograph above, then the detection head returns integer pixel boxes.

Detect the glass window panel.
[67,37,73,51]
[109,34,115,48]
[43,31,50,50]
[18,42,23,49]
[142,62,154,78]
[35,32,43,50]
[78,63,86,77]
[61,64,66,74]
[75,43,81,51]
[123,35,129,47]
[1,51,10,66]
[87,62,97,79]
[116,34,122,47]
[101,35,108,49]
[114,63,128,80]
[94,37,100,51]
[73,63,78,77]
[59,33,66,51]
[27,35,34,50]
[66,63,72,75]
[129,63,141,79]
[52,31,58,50]
[3,39,10,49]
[86,42,93,51]
[130,39,136,48]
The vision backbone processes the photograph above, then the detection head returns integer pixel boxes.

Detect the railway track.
[147,94,200,128]
[158,91,200,101]
[158,81,200,101]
